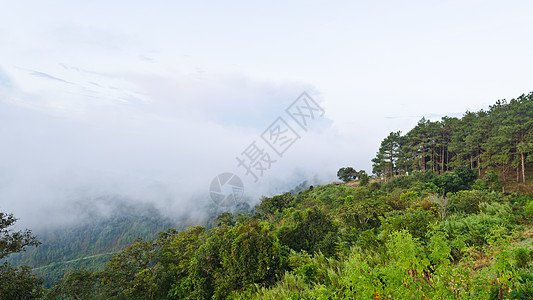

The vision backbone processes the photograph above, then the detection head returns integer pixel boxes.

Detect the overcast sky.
[1,1,533,227]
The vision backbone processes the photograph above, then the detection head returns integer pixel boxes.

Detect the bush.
[524,201,533,222]
[434,166,477,194]
[276,208,339,256]
[472,179,488,191]
[514,248,532,269]
[448,190,484,215]
[444,213,508,247]
[380,208,437,241]
[484,170,501,191]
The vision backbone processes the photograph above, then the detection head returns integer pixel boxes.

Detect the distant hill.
[8,198,180,287]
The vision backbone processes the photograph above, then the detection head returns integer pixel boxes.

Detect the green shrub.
[276,208,339,256]
[445,213,508,247]
[447,190,508,215]
[484,170,501,191]
[472,179,488,190]
[514,248,532,269]
[380,208,437,241]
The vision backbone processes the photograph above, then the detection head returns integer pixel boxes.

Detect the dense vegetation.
[40,175,533,299]
[1,92,533,299]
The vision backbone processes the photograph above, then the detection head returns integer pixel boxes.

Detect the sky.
[1,0,533,227]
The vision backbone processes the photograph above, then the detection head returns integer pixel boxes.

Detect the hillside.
[41,175,533,299]
[7,199,178,287]
[1,92,533,299]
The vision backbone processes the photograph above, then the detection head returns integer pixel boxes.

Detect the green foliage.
[359,171,369,186]
[35,178,533,300]
[100,239,160,299]
[276,208,339,256]
[447,190,505,215]
[0,262,44,300]
[185,221,285,299]
[45,269,101,300]
[485,170,502,191]
[380,208,437,241]
[372,131,403,178]
[444,209,511,248]
[254,193,295,221]
[340,187,389,230]
[215,212,235,227]
[513,248,532,269]
[435,166,477,194]
[524,200,533,222]
[473,178,488,190]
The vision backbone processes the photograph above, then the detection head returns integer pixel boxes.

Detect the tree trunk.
[522,152,526,183]
[477,154,481,177]
[439,144,444,174]
[517,165,520,183]
[422,147,426,172]
[521,127,526,183]
[446,147,449,171]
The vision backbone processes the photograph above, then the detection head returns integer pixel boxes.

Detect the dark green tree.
[372,131,402,179]
[337,167,358,183]
[508,94,533,183]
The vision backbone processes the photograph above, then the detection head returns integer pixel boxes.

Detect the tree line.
[372,92,533,183]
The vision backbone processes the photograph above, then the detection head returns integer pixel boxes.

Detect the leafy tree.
[1,212,40,259]
[187,221,285,299]
[336,167,357,183]
[0,212,43,299]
